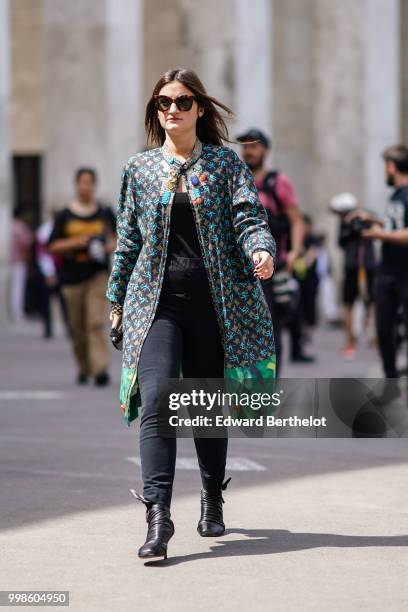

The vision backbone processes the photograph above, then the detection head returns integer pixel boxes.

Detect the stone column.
[43,0,143,209]
[312,0,400,286]
[10,0,45,154]
[143,0,243,149]
[312,0,367,288]
[143,0,271,147]
[272,0,400,290]
[180,0,236,111]
[143,0,184,107]
[233,0,273,140]
[0,0,11,323]
[272,0,315,211]
[273,0,400,218]
[313,0,366,215]
[43,0,108,209]
[363,0,400,215]
[105,0,144,197]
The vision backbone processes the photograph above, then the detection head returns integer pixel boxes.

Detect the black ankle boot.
[197,477,231,537]
[130,490,174,560]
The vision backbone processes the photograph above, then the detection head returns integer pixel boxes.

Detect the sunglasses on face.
[154,94,197,112]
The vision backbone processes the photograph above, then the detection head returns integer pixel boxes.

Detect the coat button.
[195,197,203,205]
[199,174,207,182]
[191,175,199,186]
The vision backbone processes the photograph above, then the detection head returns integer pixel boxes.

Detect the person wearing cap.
[236,129,314,372]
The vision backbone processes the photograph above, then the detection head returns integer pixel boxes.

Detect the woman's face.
[157,81,203,137]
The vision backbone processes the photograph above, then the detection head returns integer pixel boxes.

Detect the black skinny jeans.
[137,256,228,507]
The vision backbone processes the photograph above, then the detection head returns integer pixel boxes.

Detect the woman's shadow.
[144,527,408,567]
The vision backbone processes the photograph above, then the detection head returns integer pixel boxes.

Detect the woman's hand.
[109,308,123,350]
[109,309,122,330]
[252,250,274,280]
[48,234,91,255]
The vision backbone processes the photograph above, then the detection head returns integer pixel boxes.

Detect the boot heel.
[139,547,168,562]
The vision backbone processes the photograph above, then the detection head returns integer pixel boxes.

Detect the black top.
[380,186,408,278]
[48,204,116,285]
[338,219,376,271]
[167,191,203,259]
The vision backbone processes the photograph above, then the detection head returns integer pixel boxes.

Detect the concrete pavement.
[1,320,408,611]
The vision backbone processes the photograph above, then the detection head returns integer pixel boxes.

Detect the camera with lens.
[349,217,372,237]
[330,192,374,238]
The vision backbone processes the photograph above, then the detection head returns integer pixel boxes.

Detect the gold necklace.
[163,139,196,162]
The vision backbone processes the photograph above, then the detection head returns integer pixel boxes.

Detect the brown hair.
[382,145,408,174]
[145,67,240,147]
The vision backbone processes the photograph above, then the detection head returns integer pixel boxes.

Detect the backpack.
[259,171,299,319]
[259,170,291,253]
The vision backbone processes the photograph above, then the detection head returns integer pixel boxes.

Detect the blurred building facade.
[0,0,407,319]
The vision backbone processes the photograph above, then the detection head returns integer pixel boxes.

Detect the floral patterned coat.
[106,137,276,426]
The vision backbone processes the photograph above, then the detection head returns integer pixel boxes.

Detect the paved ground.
[1,320,408,611]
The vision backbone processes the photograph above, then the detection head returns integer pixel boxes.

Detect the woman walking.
[107,67,276,561]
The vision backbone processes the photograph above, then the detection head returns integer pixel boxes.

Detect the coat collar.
[161,136,203,172]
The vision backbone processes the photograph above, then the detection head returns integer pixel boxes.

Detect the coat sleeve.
[228,149,276,262]
[106,159,143,306]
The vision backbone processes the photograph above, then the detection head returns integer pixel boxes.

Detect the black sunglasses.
[154,94,197,112]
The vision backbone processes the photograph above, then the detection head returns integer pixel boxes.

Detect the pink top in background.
[254,172,299,215]
[255,172,299,260]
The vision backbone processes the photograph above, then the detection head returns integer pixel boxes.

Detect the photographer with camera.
[357,145,408,386]
[331,193,377,360]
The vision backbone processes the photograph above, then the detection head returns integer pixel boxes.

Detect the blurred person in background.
[330,192,377,360]
[35,211,70,339]
[315,236,342,327]
[292,214,321,343]
[236,128,315,375]
[8,207,33,322]
[47,168,117,386]
[358,145,408,394]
